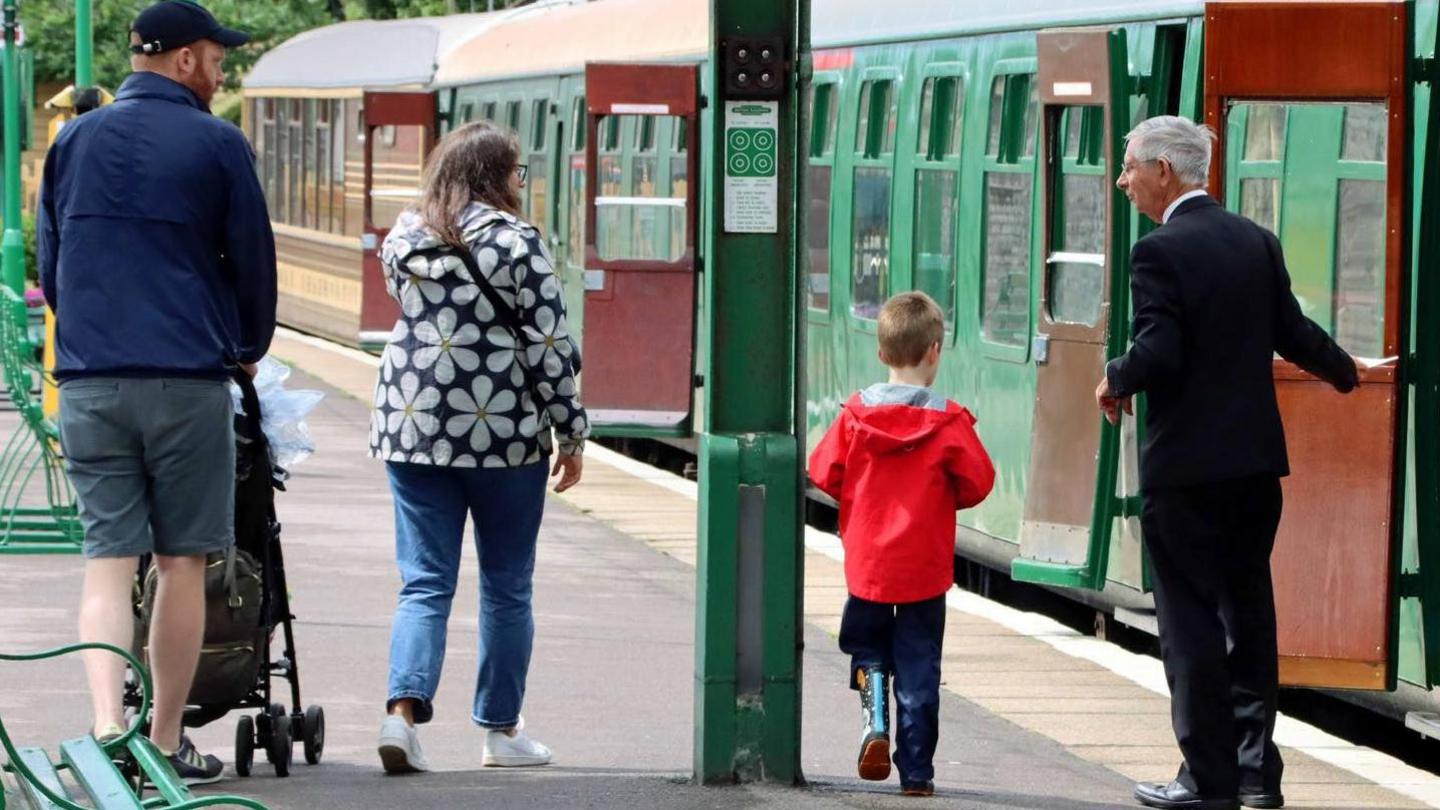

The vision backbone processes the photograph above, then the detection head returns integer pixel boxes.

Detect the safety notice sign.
[723,101,778,233]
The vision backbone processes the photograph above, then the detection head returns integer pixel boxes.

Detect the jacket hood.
[842,392,972,454]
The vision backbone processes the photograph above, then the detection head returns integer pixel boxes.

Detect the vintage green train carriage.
[247,0,1440,733]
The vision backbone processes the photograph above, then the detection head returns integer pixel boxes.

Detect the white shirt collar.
[1163,189,1209,224]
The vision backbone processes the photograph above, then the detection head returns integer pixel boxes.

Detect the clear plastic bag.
[230,357,324,473]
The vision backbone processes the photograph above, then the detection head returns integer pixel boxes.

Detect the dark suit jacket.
[1105,195,1358,491]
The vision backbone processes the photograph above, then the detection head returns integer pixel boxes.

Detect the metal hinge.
[1399,570,1423,598]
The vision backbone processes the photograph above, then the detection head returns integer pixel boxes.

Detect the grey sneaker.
[378,715,429,774]
[160,736,224,786]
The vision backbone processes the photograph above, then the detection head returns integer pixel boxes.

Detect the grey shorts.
[58,377,235,559]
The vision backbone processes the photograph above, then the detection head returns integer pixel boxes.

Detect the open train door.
[359,91,437,348]
[1011,29,1134,589]
[583,64,701,434]
[1206,1,1408,690]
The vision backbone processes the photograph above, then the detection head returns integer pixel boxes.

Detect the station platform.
[2,327,1439,809]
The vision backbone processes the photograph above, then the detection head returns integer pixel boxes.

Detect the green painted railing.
[0,289,82,554]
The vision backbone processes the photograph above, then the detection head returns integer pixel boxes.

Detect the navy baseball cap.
[130,1,249,55]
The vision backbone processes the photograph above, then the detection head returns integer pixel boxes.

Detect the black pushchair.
[125,369,324,778]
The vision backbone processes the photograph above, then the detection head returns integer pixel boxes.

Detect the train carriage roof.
[246,0,1207,92]
[433,0,708,86]
[242,2,581,92]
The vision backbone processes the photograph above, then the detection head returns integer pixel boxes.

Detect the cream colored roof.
[434,0,708,86]
[243,2,581,90]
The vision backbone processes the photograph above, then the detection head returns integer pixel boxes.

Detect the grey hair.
[1125,115,1217,187]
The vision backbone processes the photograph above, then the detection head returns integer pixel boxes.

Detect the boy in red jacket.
[808,291,995,796]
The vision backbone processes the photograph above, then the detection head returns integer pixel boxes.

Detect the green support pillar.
[695,0,807,785]
[2,0,23,295]
[76,0,93,89]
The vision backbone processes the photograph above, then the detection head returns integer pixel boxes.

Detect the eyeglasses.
[515,163,528,184]
[1120,158,1161,176]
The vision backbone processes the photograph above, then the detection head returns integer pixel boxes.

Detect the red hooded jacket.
[808,392,995,603]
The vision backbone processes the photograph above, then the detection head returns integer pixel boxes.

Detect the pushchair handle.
[232,367,265,445]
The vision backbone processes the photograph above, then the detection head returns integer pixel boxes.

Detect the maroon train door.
[359,91,437,348]
[583,63,701,434]
[1206,0,1408,690]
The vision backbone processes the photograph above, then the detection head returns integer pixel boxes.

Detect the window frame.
[848,66,902,327]
[907,61,967,343]
[977,58,1039,362]
[805,72,843,321]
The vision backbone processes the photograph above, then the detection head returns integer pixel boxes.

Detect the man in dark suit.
[1097,116,1359,810]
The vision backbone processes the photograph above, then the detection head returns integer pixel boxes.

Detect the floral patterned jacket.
[368,202,589,467]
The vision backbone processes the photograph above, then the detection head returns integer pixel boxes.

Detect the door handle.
[1033,334,1050,365]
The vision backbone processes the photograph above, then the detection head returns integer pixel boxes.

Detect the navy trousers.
[838,593,947,784]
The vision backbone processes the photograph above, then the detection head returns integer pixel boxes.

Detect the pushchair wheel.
[268,712,293,777]
[235,715,255,777]
[303,705,325,765]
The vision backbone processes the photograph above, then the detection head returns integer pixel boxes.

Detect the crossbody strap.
[452,245,527,341]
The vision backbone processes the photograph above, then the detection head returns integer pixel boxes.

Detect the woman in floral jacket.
[371,122,588,774]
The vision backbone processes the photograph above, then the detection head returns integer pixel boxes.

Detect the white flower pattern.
[370,203,589,468]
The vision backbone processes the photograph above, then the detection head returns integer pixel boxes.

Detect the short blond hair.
[877,292,944,367]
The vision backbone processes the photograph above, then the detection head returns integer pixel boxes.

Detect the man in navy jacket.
[1099,116,1357,810]
[38,0,275,783]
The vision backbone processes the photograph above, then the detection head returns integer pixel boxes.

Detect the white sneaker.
[378,715,429,774]
[482,717,551,767]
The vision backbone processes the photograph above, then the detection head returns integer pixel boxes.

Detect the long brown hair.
[416,121,524,249]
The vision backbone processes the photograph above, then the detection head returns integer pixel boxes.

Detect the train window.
[571,96,586,152]
[1342,103,1387,162]
[805,82,837,312]
[1241,178,1280,234]
[1064,109,1083,158]
[595,115,686,263]
[506,101,522,132]
[986,77,1005,156]
[531,100,548,151]
[600,116,621,152]
[635,116,657,152]
[809,83,838,159]
[378,125,397,148]
[912,169,957,325]
[1244,104,1286,161]
[1228,100,1390,357]
[1047,107,1107,328]
[482,102,496,122]
[1021,79,1039,158]
[459,102,475,124]
[1336,178,1386,357]
[851,167,892,319]
[981,171,1033,347]
[856,80,895,159]
[918,77,963,161]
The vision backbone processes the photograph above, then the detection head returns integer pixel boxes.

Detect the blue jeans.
[385,460,548,728]
[838,594,947,785]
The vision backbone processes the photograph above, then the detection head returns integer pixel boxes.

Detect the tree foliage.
[20,0,533,92]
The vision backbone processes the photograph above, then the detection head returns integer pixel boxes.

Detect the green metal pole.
[695,0,804,785]
[75,0,93,89]
[2,0,23,294]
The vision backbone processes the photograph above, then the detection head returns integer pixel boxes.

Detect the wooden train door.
[360,91,436,347]
[583,64,701,434]
[1011,29,1133,589]
[1205,0,1408,690]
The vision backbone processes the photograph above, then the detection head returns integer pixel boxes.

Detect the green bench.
[1,643,267,810]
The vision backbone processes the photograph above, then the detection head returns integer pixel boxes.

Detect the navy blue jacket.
[38,71,276,379]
